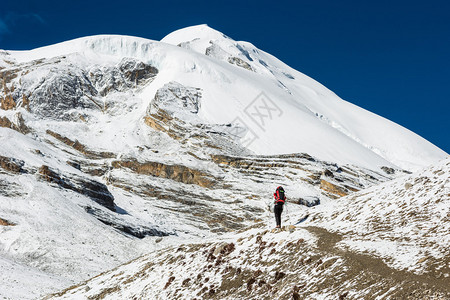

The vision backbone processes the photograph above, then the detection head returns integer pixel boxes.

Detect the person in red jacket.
[273,186,286,228]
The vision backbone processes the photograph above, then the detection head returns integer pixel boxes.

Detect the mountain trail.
[305,226,450,298]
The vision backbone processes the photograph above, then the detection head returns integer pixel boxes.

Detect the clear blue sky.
[1,0,448,153]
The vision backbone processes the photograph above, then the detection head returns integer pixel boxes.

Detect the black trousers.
[274,203,283,227]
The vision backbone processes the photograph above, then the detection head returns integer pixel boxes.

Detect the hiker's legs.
[274,204,283,227]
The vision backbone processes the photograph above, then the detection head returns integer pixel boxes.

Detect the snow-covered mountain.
[0,24,448,299]
[2,25,446,171]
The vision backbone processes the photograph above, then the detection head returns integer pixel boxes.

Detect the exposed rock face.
[0,178,24,197]
[320,179,349,198]
[38,165,116,211]
[88,57,158,96]
[156,81,201,115]
[0,113,30,134]
[111,159,215,188]
[0,70,17,110]
[322,169,334,177]
[228,56,253,71]
[144,109,179,139]
[144,82,203,140]
[106,172,249,233]
[381,166,395,174]
[0,155,24,174]
[0,56,158,120]
[0,217,15,226]
[204,41,254,71]
[46,130,115,159]
[0,116,12,129]
[211,153,316,169]
[0,94,15,110]
[13,113,30,134]
[205,42,228,59]
[298,196,320,207]
[84,206,170,238]
[210,154,387,200]
[30,67,100,119]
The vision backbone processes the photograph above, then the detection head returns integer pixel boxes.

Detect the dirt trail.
[305,226,450,299]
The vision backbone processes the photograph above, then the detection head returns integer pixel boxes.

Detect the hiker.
[273,186,286,228]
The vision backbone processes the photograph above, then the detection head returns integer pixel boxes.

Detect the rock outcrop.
[0,56,158,120]
[319,179,349,198]
[38,165,115,211]
[0,155,24,174]
[144,81,205,141]
[210,153,388,200]
[111,159,215,188]
[46,130,115,159]
[0,217,15,226]
[0,113,31,134]
[228,56,253,71]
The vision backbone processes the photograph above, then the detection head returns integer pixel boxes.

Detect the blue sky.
[1,0,449,153]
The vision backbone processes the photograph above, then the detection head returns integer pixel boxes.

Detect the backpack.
[274,186,286,204]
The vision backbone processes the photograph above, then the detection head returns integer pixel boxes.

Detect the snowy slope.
[0,256,70,300]
[162,24,448,171]
[308,156,450,274]
[5,25,447,171]
[46,158,450,300]
[0,128,182,299]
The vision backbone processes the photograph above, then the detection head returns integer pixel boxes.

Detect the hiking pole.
[267,199,274,228]
[284,201,291,225]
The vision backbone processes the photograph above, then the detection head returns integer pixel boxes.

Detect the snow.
[307,157,450,273]
[0,128,200,299]
[161,25,448,171]
[0,24,448,299]
[4,25,447,172]
[45,158,449,299]
[0,255,69,300]
[44,225,320,299]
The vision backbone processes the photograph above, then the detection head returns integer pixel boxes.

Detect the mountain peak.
[161,24,233,46]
